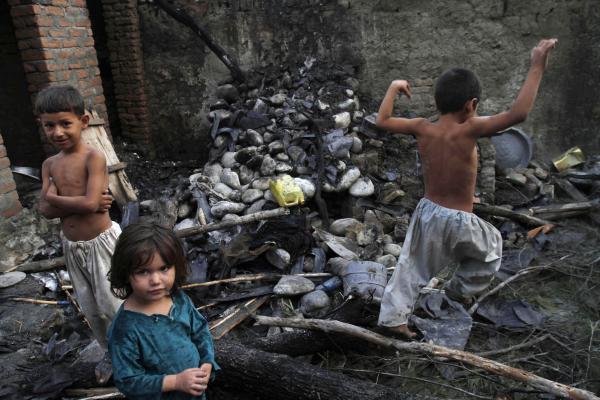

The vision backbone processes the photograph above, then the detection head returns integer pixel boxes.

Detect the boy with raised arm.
[37,85,121,348]
[377,39,558,338]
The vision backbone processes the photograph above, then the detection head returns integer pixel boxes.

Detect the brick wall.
[101,0,153,155]
[0,132,23,218]
[8,0,109,154]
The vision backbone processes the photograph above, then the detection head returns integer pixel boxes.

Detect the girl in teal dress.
[107,223,219,400]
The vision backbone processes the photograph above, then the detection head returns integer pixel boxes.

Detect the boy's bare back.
[376,39,557,213]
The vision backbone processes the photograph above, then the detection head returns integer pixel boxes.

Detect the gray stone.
[268,140,285,155]
[334,112,351,129]
[300,290,331,317]
[245,199,266,214]
[211,201,246,218]
[338,167,361,191]
[220,168,241,189]
[275,153,290,162]
[252,177,271,190]
[349,177,375,197]
[266,248,291,270]
[260,155,277,176]
[213,182,234,198]
[242,188,264,204]
[221,152,238,168]
[252,99,268,114]
[221,214,242,223]
[275,162,293,173]
[294,177,315,199]
[287,145,306,163]
[203,163,223,183]
[383,243,402,257]
[336,98,356,112]
[376,254,397,269]
[263,131,276,143]
[246,129,264,146]
[238,165,255,185]
[351,136,363,153]
[330,218,361,236]
[269,93,287,106]
[216,84,240,103]
[273,275,315,295]
[177,202,193,219]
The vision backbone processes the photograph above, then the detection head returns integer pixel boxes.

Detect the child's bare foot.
[387,324,417,339]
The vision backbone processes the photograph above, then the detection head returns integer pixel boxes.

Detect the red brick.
[15,28,38,39]
[0,158,10,170]
[39,37,62,48]
[49,28,69,37]
[58,17,70,27]
[0,146,6,158]
[36,16,54,27]
[53,0,69,6]
[11,14,38,28]
[10,4,41,17]
[45,6,65,16]
[70,0,86,7]
[70,28,86,37]
[21,49,53,61]
[74,19,91,27]
[8,0,24,6]
[0,135,4,145]
[76,70,88,79]
[0,200,23,218]
[62,38,78,47]
[82,37,94,46]
[0,181,17,195]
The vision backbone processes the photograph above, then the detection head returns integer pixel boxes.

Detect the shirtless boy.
[377,39,558,338]
[37,85,121,348]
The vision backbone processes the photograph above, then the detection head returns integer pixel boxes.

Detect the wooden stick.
[182,272,331,289]
[63,387,124,399]
[476,333,551,357]
[210,296,269,340]
[474,203,551,227]
[467,255,570,315]
[254,316,599,400]
[10,256,66,273]
[10,297,69,305]
[175,207,290,238]
[554,178,588,202]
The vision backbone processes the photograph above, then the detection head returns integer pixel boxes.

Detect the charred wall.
[137,0,600,161]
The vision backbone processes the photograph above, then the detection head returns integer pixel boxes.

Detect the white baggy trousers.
[379,198,502,327]
[63,221,123,348]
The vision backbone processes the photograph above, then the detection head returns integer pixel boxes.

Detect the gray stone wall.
[138,0,600,161]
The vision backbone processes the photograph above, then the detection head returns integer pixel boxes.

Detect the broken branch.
[175,207,290,238]
[182,272,331,289]
[474,203,552,227]
[254,316,599,400]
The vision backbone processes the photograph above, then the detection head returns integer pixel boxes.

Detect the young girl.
[108,223,219,400]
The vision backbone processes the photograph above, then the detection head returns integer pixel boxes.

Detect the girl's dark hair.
[109,223,189,299]
[434,68,481,114]
[34,85,85,116]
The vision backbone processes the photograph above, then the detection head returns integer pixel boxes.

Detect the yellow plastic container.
[552,146,585,171]
[269,175,305,207]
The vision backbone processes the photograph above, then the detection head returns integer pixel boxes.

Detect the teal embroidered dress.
[108,290,219,399]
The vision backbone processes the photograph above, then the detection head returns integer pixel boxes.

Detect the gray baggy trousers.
[379,198,502,327]
[63,221,123,348]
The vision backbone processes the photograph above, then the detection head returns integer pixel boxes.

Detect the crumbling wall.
[0,1,44,167]
[137,0,600,161]
[0,130,23,218]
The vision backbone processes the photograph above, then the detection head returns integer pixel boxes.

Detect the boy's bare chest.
[50,155,88,195]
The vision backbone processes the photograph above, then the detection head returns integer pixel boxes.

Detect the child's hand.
[46,178,58,198]
[96,191,113,213]
[531,38,558,69]
[174,368,209,396]
[391,80,412,99]
[199,363,212,384]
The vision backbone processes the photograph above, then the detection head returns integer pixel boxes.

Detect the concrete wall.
[137,0,599,162]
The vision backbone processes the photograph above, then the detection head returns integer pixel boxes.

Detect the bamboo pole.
[255,316,599,400]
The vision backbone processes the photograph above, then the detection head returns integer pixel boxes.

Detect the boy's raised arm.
[376,80,425,135]
[44,150,108,214]
[469,38,558,137]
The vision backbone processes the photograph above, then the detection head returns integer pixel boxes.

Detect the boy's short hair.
[34,85,85,117]
[434,68,481,114]
[109,223,189,299]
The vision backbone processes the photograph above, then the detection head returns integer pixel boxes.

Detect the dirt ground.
[1,140,599,400]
